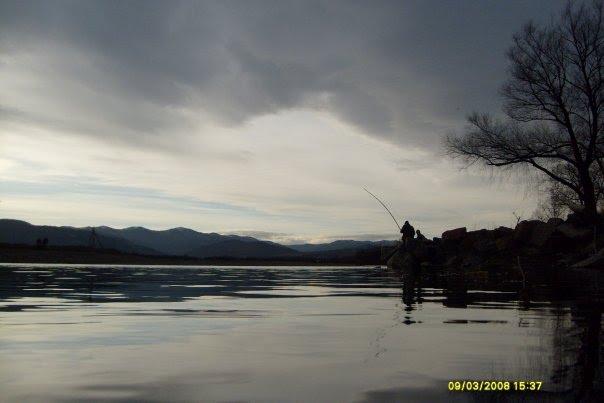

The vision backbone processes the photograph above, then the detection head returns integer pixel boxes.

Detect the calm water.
[0,264,601,402]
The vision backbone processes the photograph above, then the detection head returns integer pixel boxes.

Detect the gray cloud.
[0,0,567,150]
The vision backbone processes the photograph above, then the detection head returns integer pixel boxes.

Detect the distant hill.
[96,226,227,256]
[0,219,298,259]
[187,239,299,259]
[0,219,158,255]
[288,240,396,253]
[95,225,297,258]
[0,219,391,261]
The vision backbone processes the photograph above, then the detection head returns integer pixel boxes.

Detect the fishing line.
[363,187,401,231]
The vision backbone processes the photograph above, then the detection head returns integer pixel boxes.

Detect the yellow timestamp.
[448,380,543,392]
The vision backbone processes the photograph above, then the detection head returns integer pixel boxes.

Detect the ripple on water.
[0,264,600,402]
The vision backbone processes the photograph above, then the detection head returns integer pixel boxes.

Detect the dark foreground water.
[0,264,602,402]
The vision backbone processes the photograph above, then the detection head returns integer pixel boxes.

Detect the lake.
[0,264,601,402]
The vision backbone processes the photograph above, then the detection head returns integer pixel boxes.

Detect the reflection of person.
[415,229,427,241]
[400,220,415,242]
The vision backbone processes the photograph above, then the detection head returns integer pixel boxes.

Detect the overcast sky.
[0,0,568,243]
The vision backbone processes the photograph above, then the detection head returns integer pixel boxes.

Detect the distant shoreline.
[0,243,377,266]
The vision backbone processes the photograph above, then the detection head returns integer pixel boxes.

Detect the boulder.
[566,212,584,226]
[495,237,512,251]
[492,226,513,239]
[442,227,467,241]
[458,229,498,253]
[514,220,557,248]
[473,238,497,254]
[461,254,483,270]
[530,222,556,248]
[460,229,484,250]
[411,241,436,262]
[466,270,489,283]
[514,220,541,243]
[572,248,604,270]
[444,255,462,268]
[387,250,420,273]
[547,217,564,227]
[557,223,592,242]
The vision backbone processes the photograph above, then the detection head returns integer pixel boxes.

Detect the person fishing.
[400,220,415,243]
[415,229,427,241]
[362,187,412,257]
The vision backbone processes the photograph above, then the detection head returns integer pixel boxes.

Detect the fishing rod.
[363,187,401,231]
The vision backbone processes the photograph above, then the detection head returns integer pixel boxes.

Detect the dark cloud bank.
[0,0,567,150]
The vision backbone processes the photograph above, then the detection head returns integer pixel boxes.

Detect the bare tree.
[446,1,604,225]
[533,186,568,221]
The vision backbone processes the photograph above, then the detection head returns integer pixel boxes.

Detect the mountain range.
[288,240,395,253]
[0,219,396,260]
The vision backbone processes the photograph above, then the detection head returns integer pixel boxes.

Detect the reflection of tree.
[570,304,602,400]
[549,305,574,389]
[435,274,603,399]
[546,302,603,400]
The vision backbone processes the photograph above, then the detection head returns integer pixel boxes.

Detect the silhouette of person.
[415,229,427,241]
[400,221,415,243]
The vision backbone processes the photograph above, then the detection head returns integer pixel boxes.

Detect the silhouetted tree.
[533,185,570,221]
[446,1,604,224]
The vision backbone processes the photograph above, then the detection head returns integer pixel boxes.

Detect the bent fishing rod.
[363,187,401,231]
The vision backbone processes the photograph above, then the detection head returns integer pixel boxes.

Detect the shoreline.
[0,244,377,266]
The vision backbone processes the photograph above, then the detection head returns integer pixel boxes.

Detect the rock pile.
[386,215,600,282]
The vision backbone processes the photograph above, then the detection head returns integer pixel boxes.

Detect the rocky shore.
[386,214,604,286]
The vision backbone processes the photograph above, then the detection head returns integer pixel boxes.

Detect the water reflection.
[0,264,602,402]
[568,303,602,401]
[0,265,403,305]
[399,271,604,402]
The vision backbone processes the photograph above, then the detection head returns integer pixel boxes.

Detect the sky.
[0,0,569,244]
